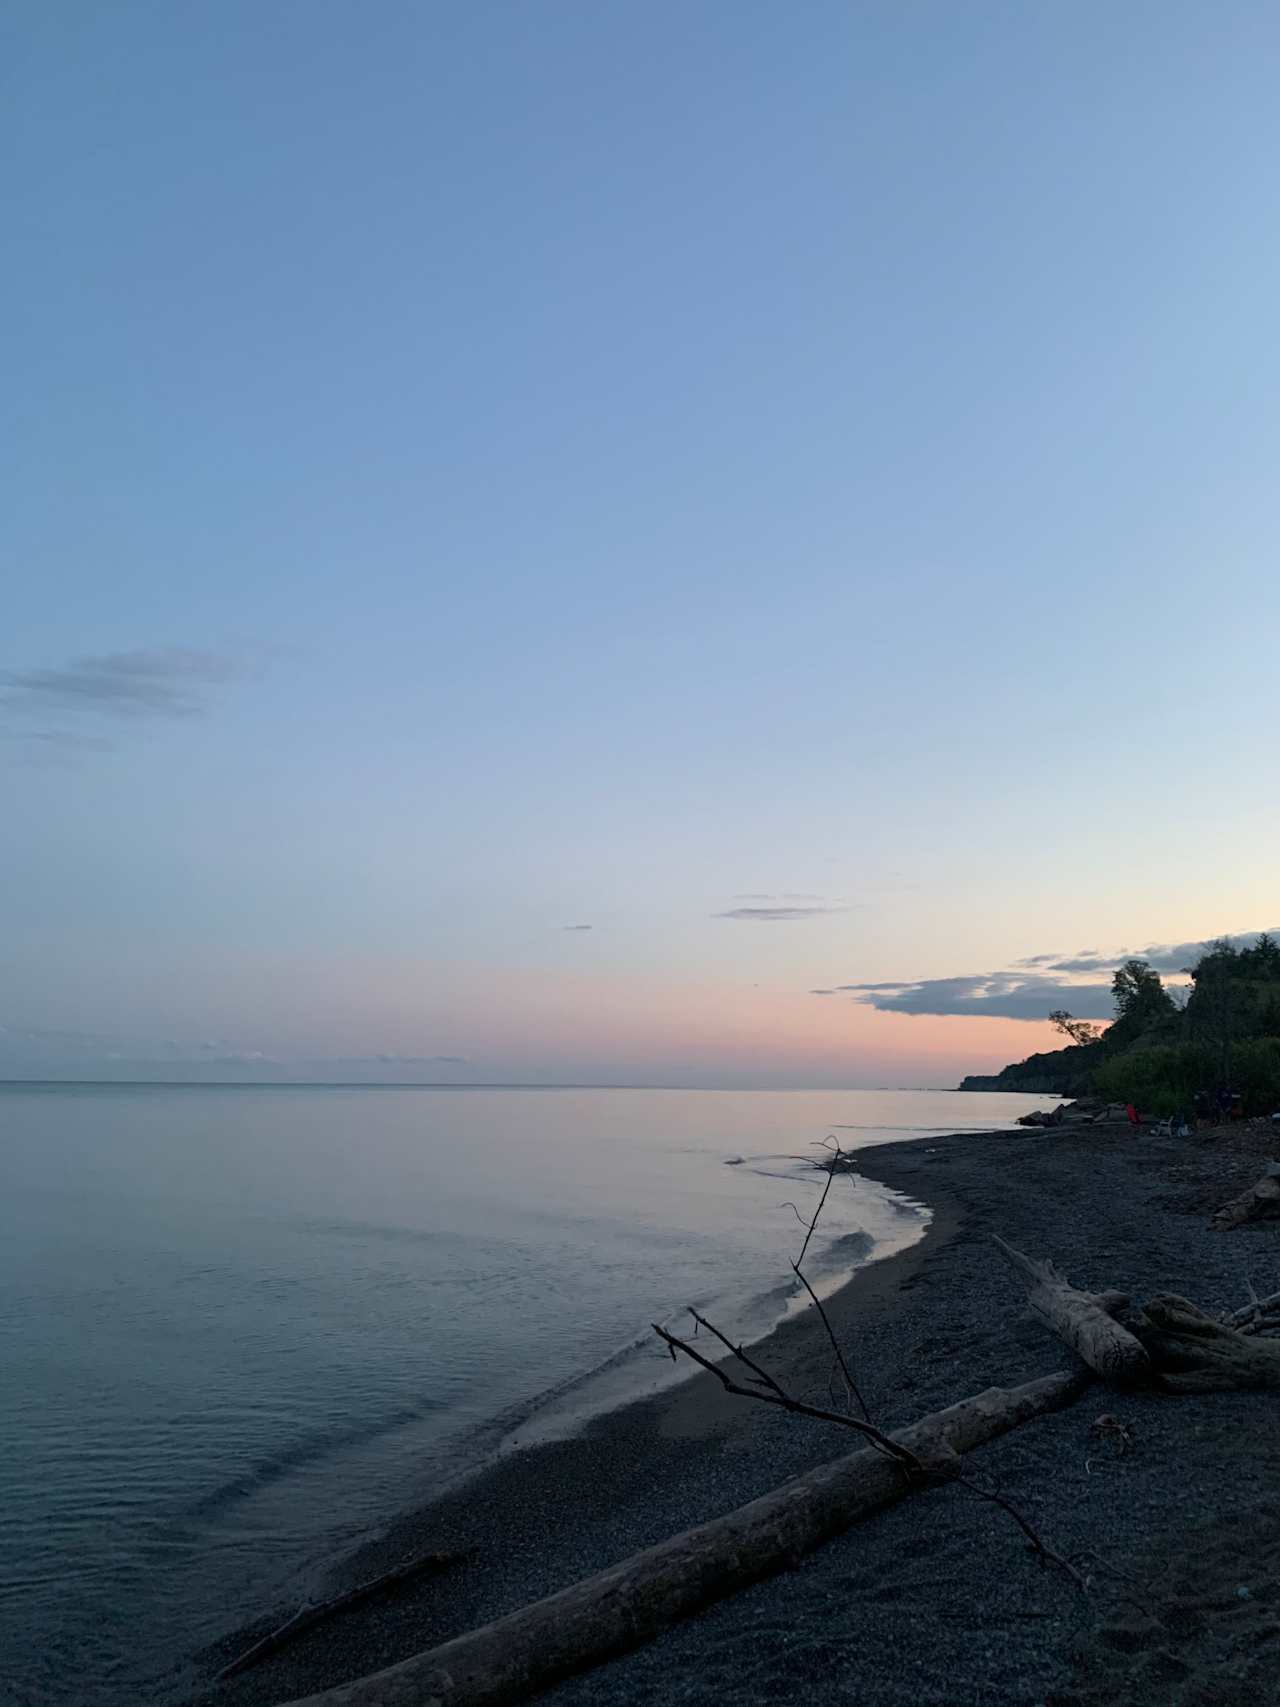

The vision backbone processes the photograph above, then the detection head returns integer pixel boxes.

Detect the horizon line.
[0,1077,999,1094]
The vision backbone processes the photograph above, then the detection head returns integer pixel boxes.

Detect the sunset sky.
[5,2,1278,1085]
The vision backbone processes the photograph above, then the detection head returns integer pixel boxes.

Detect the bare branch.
[652,1321,911,1466]
[683,1308,790,1402]
[653,1315,1085,1590]
[796,1142,840,1269]
[791,1259,873,1424]
[940,1468,1086,1588]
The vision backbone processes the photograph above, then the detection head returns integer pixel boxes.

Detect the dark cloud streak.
[832,973,1116,1020]
[838,929,1280,1021]
[2,647,244,722]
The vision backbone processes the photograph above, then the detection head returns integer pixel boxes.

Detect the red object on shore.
[1126,1103,1140,1126]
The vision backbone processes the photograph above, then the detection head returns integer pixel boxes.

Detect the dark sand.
[194,1122,1280,1707]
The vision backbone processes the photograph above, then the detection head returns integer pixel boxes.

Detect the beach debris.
[990,1236,1151,1385]
[1208,1163,1280,1231]
[1222,1283,1280,1337]
[214,1548,465,1683]
[1136,1294,1280,1392]
[1015,1100,1131,1129]
[990,1237,1280,1391]
[1088,1412,1134,1455]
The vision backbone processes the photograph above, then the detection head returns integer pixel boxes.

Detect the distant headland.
[960,936,1280,1112]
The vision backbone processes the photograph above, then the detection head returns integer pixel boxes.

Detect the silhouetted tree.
[1185,940,1251,1086]
[1048,1009,1103,1047]
[1106,959,1176,1049]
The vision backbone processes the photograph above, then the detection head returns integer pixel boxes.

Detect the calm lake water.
[0,1083,1055,1706]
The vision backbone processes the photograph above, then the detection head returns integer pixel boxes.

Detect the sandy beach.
[194,1121,1280,1707]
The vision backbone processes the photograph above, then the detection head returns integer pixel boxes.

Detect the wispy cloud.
[2,646,244,720]
[374,1053,468,1065]
[717,906,846,922]
[562,924,593,932]
[18,730,115,751]
[0,1027,471,1072]
[0,1026,275,1063]
[733,892,829,902]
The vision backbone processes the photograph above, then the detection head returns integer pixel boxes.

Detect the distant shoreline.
[0,1079,987,1092]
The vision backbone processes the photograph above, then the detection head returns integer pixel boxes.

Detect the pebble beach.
[196,1119,1280,1707]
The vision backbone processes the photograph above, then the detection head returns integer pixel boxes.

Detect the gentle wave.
[182,1397,449,1520]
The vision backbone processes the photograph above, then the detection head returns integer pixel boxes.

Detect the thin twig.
[790,1137,875,1423]
[941,1470,1086,1588]
[791,1260,873,1424]
[653,1321,910,1465]
[796,1141,840,1269]
[683,1308,790,1400]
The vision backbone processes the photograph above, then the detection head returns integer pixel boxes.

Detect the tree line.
[979,935,1280,1115]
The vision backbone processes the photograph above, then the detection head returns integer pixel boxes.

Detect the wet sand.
[194,1122,1280,1707]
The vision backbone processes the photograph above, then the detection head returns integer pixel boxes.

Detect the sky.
[3,1,1278,1087]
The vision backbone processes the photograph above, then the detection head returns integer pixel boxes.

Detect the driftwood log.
[990,1238,1280,1391]
[990,1236,1152,1385]
[1209,1165,1280,1230]
[1137,1294,1280,1391]
[277,1368,1088,1707]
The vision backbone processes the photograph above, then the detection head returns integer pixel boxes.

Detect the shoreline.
[194,1121,1280,1707]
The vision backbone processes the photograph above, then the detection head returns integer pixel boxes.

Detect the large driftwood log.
[991,1236,1152,1385]
[277,1369,1088,1707]
[1209,1166,1280,1231]
[1138,1294,1280,1391]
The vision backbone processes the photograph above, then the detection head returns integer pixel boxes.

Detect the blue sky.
[3,2,1278,1083]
